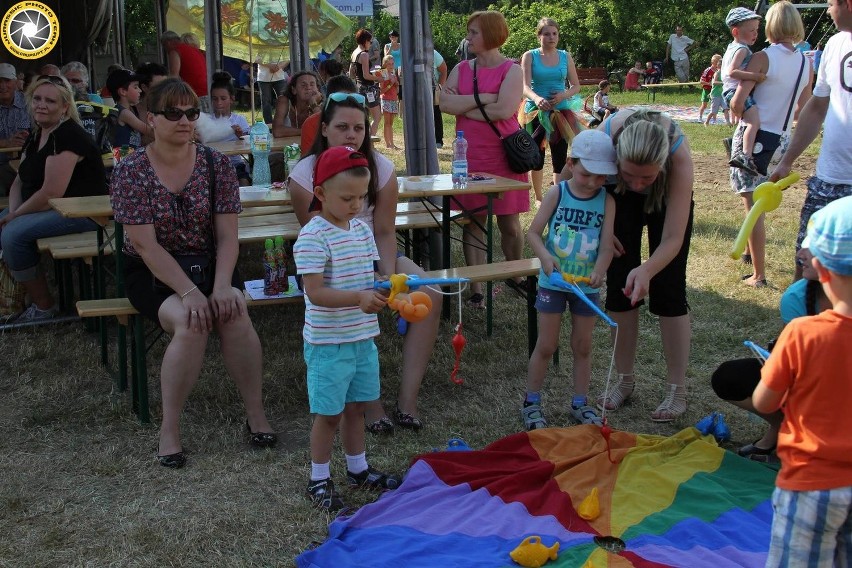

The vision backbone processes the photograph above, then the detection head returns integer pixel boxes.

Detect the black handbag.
[472,61,543,174]
[153,146,218,295]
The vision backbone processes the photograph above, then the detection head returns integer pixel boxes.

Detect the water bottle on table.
[451,131,468,189]
[250,120,272,187]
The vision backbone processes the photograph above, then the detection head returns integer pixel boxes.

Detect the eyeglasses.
[153,107,201,121]
[324,92,366,110]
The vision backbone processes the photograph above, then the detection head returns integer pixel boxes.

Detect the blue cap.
[801,196,852,276]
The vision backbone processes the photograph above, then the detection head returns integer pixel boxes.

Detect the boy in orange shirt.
[753,195,852,566]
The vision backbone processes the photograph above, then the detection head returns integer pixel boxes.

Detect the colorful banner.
[167,0,352,63]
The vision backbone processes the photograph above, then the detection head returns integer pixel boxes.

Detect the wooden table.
[640,82,703,102]
[208,136,299,156]
[396,173,531,330]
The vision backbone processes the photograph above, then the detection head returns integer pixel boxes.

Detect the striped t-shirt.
[294,216,380,344]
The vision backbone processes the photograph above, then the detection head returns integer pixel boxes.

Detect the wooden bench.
[640,81,702,102]
[76,257,543,422]
[576,68,623,91]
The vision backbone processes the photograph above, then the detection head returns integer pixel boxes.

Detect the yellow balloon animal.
[509,536,560,568]
[730,173,800,260]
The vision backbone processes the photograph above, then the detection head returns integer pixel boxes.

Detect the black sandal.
[365,416,395,435]
[394,407,423,431]
[465,293,485,310]
[157,451,186,469]
[737,440,776,460]
[246,420,278,448]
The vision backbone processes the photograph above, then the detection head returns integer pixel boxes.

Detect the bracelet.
[180,285,198,299]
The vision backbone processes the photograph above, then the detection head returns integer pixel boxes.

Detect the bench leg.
[486,196,494,336]
[527,275,537,358]
[130,315,150,423]
[117,322,128,392]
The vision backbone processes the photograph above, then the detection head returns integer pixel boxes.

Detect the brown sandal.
[651,384,687,422]
[597,373,635,412]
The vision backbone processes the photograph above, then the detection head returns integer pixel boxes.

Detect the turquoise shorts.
[304,339,380,416]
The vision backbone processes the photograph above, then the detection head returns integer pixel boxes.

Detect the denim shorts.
[723,88,755,113]
[535,286,600,317]
[304,339,380,416]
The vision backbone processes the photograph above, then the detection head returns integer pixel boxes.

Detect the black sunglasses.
[153,107,201,121]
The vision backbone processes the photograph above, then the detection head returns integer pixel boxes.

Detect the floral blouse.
[110,143,241,257]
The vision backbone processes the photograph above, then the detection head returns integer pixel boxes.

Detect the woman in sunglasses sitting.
[289,91,442,432]
[109,78,276,468]
[1,75,107,323]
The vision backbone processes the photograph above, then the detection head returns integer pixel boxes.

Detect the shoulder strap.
[472,61,505,140]
[781,53,806,132]
[203,145,217,255]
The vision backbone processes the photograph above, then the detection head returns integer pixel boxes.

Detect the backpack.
[76,101,118,156]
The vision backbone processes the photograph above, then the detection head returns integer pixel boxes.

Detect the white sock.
[345,452,368,474]
[311,461,330,481]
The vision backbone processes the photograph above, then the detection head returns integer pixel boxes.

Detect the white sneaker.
[12,303,58,323]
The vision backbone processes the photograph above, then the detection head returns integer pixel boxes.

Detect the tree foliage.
[124,0,158,68]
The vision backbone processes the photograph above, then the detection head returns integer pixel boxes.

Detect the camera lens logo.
[2,2,59,59]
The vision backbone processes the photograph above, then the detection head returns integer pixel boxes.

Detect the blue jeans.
[0,208,97,282]
[258,80,287,124]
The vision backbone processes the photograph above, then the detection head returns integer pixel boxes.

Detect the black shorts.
[604,188,693,317]
[124,254,242,326]
[358,84,381,108]
[529,115,568,174]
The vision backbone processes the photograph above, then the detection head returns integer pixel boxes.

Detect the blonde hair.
[181,32,200,48]
[468,11,510,50]
[382,54,395,67]
[536,18,559,36]
[711,53,722,65]
[26,76,81,127]
[614,110,672,212]
[765,1,804,44]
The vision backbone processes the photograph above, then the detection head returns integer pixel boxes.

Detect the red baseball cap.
[313,146,369,187]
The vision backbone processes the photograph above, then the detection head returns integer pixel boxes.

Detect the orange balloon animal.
[389,291,433,323]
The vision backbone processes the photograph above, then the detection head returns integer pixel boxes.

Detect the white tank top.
[752,44,807,135]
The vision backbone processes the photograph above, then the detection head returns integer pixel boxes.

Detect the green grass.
[0,100,822,565]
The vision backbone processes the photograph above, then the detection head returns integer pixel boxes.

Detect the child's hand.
[589,271,605,289]
[539,255,560,276]
[359,290,387,314]
[232,124,244,137]
[756,72,766,83]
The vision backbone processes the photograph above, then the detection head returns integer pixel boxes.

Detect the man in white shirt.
[0,63,30,195]
[665,26,696,82]
[770,0,852,278]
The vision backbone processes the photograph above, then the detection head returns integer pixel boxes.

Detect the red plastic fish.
[450,324,466,385]
[601,419,617,464]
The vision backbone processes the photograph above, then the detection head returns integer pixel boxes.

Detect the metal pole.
[203,0,223,87]
[287,0,310,71]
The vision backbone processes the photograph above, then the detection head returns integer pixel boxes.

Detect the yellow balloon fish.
[578,487,600,521]
[509,535,560,567]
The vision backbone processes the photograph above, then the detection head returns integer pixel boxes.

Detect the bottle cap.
[457,131,464,137]
[274,235,284,246]
[265,238,274,248]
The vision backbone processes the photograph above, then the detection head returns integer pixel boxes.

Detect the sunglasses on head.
[153,107,201,121]
[324,92,366,110]
[37,75,68,88]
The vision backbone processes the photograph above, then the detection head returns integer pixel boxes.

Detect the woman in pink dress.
[441,11,529,308]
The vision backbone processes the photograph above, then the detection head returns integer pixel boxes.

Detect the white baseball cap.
[726,7,761,27]
[570,129,617,175]
[0,63,16,81]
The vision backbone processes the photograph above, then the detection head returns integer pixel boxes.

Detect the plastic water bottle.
[451,131,468,189]
[263,238,278,295]
[274,235,289,293]
[250,120,272,187]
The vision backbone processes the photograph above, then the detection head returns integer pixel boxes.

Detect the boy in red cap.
[293,146,400,511]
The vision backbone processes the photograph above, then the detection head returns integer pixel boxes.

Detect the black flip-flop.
[737,441,775,459]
